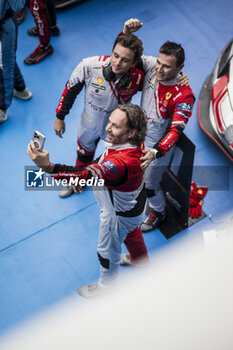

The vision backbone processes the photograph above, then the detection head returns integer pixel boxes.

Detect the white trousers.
[144,147,174,212]
[94,188,144,286]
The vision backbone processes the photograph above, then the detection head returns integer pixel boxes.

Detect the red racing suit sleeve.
[53,156,128,188]
[154,95,195,157]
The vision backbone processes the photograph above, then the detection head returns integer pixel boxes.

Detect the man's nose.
[157,64,163,73]
[115,57,121,65]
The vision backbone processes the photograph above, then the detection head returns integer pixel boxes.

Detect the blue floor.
[0,0,233,335]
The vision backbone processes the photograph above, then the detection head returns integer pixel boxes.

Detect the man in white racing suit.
[54,31,144,197]
[28,104,149,298]
[123,19,195,233]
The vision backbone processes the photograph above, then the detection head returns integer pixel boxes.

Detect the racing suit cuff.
[56,114,65,121]
[152,145,162,158]
[149,148,158,159]
[43,163,55,174]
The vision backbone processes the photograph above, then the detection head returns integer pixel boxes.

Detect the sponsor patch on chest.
[91,83,106,90]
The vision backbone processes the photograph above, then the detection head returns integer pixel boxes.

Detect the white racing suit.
[53,142,148,286]
[141,56,195,212]
[56,56,144,167]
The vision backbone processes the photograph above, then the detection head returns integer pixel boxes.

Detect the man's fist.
[123,18,143,35]
[54,118,65,138]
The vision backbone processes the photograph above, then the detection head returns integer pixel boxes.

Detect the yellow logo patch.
[127,81,132,89]
[97,77,104,84]
[165,92,172,100]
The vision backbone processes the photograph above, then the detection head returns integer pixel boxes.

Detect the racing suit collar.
[104,141,137,150]
[158,74,179,86]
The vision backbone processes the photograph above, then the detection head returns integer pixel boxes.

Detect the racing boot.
[140,208,167,232]
[120,253,134,266]
[78,283,109,299]
[59,185,74,198]
[120,253,150,267]
[27,25,60,37]
[59,154,91,198]
[24,43,54,65]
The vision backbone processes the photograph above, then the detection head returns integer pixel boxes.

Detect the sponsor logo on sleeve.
[177,103,193,112]
[101,161,118,174]
[149,76,156,88]
[176,111,188,118]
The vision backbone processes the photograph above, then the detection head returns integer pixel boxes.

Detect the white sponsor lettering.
[136,74,141,85]
[173,92,182,101]
[32,0,45,36]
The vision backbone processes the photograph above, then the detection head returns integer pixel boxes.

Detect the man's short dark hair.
[117,104,147,146]
[113,33,143,64]
[159,41,185,67]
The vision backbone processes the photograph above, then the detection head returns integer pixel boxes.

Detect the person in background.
[24,0,59,65]
[0,0,32,123]
[27,104,149,298]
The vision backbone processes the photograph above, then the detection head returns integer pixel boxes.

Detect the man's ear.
[177,63,184,73]
[128,129,136,139]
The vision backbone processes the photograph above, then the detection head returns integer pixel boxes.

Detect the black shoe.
[51,25,60,36]
[24,44,54,65]
[140,209,167,232]
[27,25,60,37]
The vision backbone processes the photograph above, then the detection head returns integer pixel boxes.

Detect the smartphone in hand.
[32,130,46,152]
